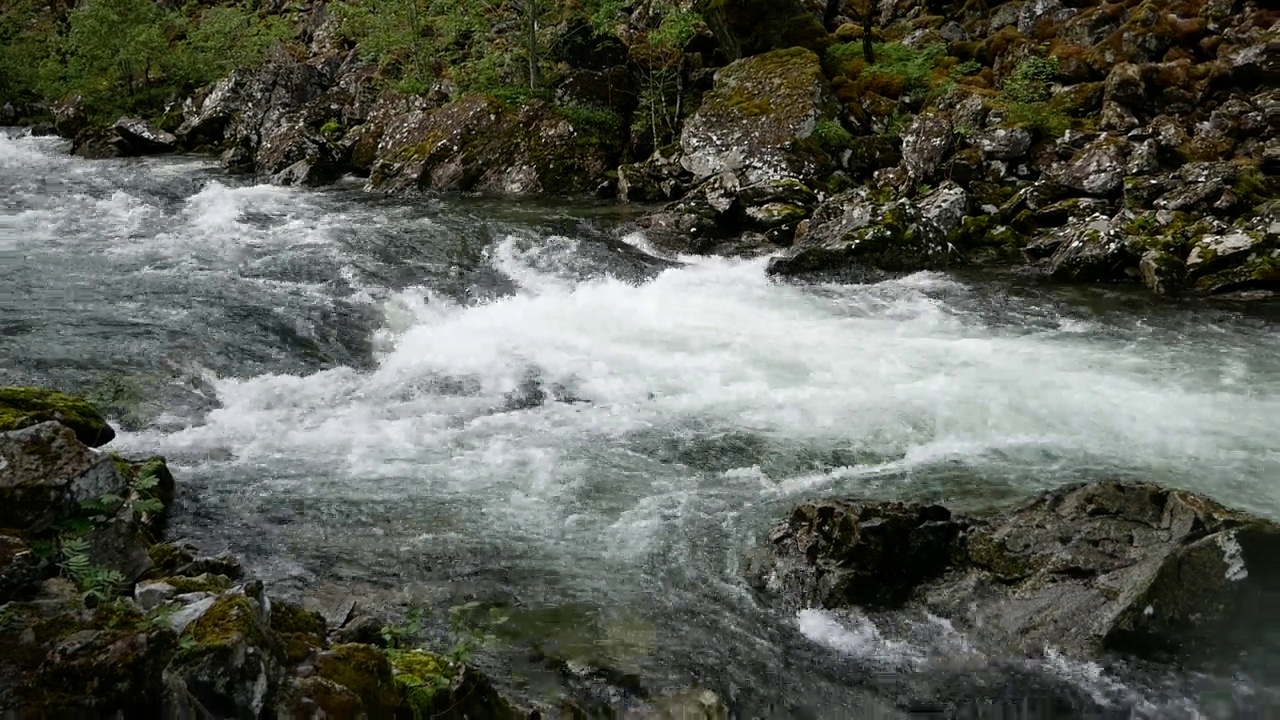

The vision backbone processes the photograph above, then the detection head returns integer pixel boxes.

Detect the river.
[3,129,1279,718]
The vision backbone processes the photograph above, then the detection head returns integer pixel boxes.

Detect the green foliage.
[1000,54,1058,104]
[179,5,292,86]
[558,104,623,135]
[648,8,702,50]
[585,0,628,36]
[0,0,59,109]
[994,54,1070,137]
[59,537,127,604]
[1,0,293,123]
[865,42,947,95]
[813,120,853,153]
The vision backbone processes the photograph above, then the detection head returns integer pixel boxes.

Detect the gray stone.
[974,126,1032,161]
[749,480,1280,671]
[679,47,836,186]
[135,581,179,612]
[0,422,129,532]
[1055,135,1129,197]
[767,184,967,279]
[1042,213,1140,282]
[111,117,177,155]
[900,111,954,183]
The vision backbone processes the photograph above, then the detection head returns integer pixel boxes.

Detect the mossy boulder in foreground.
[0,386,115,447]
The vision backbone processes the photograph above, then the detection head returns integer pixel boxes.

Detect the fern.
[80,493,125,515]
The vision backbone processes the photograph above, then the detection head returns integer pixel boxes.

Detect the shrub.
[1000,54,1059,104]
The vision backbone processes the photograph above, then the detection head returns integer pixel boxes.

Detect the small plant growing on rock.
[813,120,853,153]
[1000,54,1059,105]
[59,537,127,604]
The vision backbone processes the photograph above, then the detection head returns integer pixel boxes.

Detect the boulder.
[0,422,129,532]
[973,126,1033,161]
[899,111,954,184]
[168,593,285,718]
[617,145,691,203]
[750,479,1280,671]
[1040,213,1140,282]
[1184,210,1280,294]
[0,535,42,602]
[679,47,837,187]
[110,118,177,156]
[766,183,968,279]
[1054,135,1129,197]
[369,95,621,196]
[0,386,115,447]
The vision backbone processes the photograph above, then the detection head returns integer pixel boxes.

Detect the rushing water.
[4,129,1280,717]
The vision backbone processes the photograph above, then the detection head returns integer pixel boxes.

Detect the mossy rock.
[161,573,233,595]
[0,387,115,447]
[316,643,400,715]
[174,594,274,663]
[270,600,328,636]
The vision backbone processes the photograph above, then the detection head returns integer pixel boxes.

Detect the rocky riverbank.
[0,387,733,718]
[8,0,1276,301]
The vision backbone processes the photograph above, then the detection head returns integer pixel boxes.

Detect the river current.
[3,129,1279,718]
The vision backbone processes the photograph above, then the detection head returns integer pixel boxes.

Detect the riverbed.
[4,129,1279,717]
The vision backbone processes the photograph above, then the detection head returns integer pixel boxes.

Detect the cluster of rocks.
[747,479,1280,679]
[36,0,1279,300]
[0,387,728,718]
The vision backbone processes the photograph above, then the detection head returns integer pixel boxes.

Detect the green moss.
[173,595,273,667]
[1233,166,1271,208]
[389,648,454,716]
[316,643,400,713]
[0,387,115,447]
[162,574,232,594]
[320,118,344,139]
[270,600,328,636]
[812,120,853,153]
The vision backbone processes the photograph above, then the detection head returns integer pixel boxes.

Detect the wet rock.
[0,386,115,446]
[767,183,967,279]
[0,422,128,532]
[110,117,177,156]
[51,95,91,139]
[1042,213,1140,282]
[679,47,836,187]
[749,500,965,609]
[330,615,385,646]
[1185,212,1280,294]
[83,517,154,585]
[752,479,1280,671]
[1138,248,1185,295]
[617,145,691,203]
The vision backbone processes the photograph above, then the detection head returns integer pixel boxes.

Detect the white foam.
[797,609,925,668]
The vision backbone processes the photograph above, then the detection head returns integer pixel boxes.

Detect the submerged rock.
[750,479,1280,673]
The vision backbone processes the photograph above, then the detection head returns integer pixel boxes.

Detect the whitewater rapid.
[5,128,1280,716]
